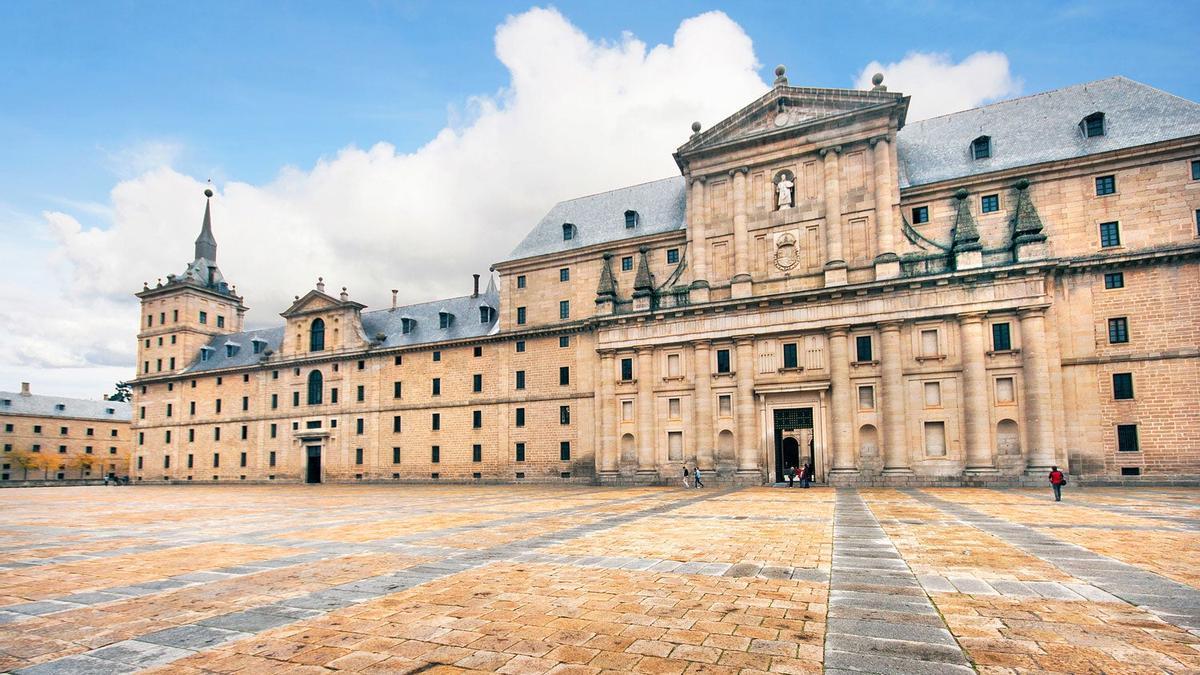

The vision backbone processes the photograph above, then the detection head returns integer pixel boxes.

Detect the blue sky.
[0,0,1197,398]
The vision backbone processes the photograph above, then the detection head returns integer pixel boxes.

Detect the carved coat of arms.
[773,231,800,271]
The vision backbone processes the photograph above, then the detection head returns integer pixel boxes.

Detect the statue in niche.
[775,172,795,210]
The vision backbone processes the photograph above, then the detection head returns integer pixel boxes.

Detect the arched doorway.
[781,437,800,478]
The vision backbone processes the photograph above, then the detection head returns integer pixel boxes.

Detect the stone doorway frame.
[758,385,830,484]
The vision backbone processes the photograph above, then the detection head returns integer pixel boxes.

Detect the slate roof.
[0,392,131,422]
[896,77,1200,188]
[507,177,687,261]
[184,288,500,373]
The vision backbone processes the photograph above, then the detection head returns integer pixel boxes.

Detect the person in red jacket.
[1048,466,1066,502]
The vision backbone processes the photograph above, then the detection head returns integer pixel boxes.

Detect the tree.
[73,454,97,480]
[11,451,38,481]
[36,453,55,480]
[109,382,132,403]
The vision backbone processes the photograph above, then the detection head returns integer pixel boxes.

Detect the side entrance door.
[306,446,322,484]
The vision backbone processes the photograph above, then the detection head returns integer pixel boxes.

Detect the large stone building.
[130,73,1200,485]
[1,382,131,482]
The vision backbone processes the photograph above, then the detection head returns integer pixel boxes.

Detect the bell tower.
[134,186,247,380]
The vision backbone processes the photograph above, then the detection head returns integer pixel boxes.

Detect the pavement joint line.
[823,488,975,673]
[14,486,740,674]
[906,488,1200,632]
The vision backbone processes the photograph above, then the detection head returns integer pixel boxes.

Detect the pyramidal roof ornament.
[194,180,217,262]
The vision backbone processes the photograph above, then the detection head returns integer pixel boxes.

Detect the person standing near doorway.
[786,466,795,487]
[1048,466,1066,501]
[801,462,812,489]
[693,466,704,488]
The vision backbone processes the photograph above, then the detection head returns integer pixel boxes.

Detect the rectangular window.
[217,315,225,328]
[855,335,873,362]
[1117,424,1139,452]
[668,398,680,419]
[1095,175,1116,196]
[559,268,570,282]
[621,400,633,421]
[560,405,570,425]
[515,370,526,390]
[911,206,929,224]
[394,381,403,398]
[199,311,208,324]
[515,340,526,353]
[355,448,363,465]
[137,456,143,470]
[473,374,483,392]
[516,307,526,325]
[355,418,364,435]
[920,329,939,357]
[241,396,249,411]
[212,452,220,467]
[666,248,679,264]
[392,447,400,464]
[270,394,278,410]
[559,300,570,320]
[560,441,571,461]
[1099,221,1121,248]
[394,355,402,365]
[924,421,947,456]
[621,256,633,271]
[924,381,942,408]
[559,366,570,386]
[213,427,221,441]
[187,454,194,468]
[268,423,276,439]
[269,451,276,467]
[620,358,633,381]
[516,275,526,289]
[667,352,682,377]
[189,428,195,442]
[718,395,732,416]
[782,343,798,369]
[472,444,482,462]
[240,452,247,467]
[858,386,875,410]
[355,385,364,402]
[1192,159,1200,181]
[980,194,999,213]
[393,415,402,433]
[1104,272,1124,289]
[330,388,338,404]
[432,413,440,431]
[995,377,1015,403]
[1108,317,1129,344]
[992,322,1012,351]
[473,410,482,429]
[668,431,684,461]
[515,408,525,427]
[716,349,731,373]
[1113,373,1134,400]
[292,391,300,407]
[240,425,248,440]
[473,346,482,357]
[215,399,222,414]
[515,442,525,462]
[431,446,440,463]
[432,378,440,396]
[558,336,570,348]
[432,350,441,362]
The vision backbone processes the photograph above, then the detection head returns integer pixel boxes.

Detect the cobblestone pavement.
[0,485,1196,674]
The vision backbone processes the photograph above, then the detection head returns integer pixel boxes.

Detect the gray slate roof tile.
[0,392,130,422]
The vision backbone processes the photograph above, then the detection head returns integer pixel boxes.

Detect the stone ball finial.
[872,72,884,86]
[204,188,213,198]
[775,65,786,78]
[954,187,970,200]
[691,121,701,133]
[1014,178,1030,191]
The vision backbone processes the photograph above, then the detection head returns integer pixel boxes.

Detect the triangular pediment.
[280,289,365,318]
[677,85,908,157]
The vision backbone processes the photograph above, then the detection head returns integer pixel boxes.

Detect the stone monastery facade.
[130,72,1200,485]
[1,382,131,482]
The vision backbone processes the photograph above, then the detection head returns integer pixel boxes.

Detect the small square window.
[516,275,526,289]
[980,194,999,213]
[1104,272,1124,289]
[1117,424,1139,452]
[473,346,482,357]
[621,256,633,271]
[666,248,679,264]
[911,206,929,224]
[516,340,526,353]
[1095,175,1116,196]
[1108,317,1129,344]
[432,351,441,362]
[1084,114,1105,138]
[559,268,570,282]
[1113,373,1134,400]
[559,336,570,348]
[1099,221,1121,248]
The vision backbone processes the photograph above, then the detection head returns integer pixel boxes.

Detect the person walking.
[800,462,812,489]
[693,467,704,488]
[681,465,691,489]
[1048,466,1066,502]
[786,466,795,487]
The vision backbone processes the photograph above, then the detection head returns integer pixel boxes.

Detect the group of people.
[680,466,705,488]
[785,463,814,488]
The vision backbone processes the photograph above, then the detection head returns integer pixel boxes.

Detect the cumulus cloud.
[855,51,1021,120]
[8,8,767,396]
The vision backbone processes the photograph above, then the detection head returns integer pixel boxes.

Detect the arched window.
[1081,112,1105,138]
[307,370,323,405]
[971,135,991,160]
[310,318,325,351]
[624,210,639,229]
[562,223,576,241]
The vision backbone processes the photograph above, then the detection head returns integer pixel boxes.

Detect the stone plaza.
[0,484,1196,673]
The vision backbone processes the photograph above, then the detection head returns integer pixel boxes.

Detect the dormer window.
[971,136,991,160]
[401,317,416,334]
[1082,112,1105,138]
[225,342,240,358]
[252,338,267,354]
[2,399,10,406]
[439,311,454,329]
[310,318,325,351]
[479,306,494,324]
[624,210,639,229]
[55,404,65,411]
[200,346,214,362]
[105,408,115,415]
[562,223,576,241]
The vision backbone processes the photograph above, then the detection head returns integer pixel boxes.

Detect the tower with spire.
[133,185,247,381]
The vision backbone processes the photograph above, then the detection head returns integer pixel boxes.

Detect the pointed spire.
[596,253,616,298]
[633,246,654,297]
[1009,179,1046,243]
[194,181,217,262]
[951,188,981,252]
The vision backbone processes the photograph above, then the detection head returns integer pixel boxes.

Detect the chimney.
[20,382,31,396]
[472,274,480,298]
[391,289,398,310]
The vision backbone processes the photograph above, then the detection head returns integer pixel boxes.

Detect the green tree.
[109,382,132,403]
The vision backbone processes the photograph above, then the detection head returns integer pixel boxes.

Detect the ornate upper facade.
[129,73,1200,485]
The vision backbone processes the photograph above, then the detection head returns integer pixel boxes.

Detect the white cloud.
[102,139,186,178]
[855,51,1022,120]
[6,8,769,397]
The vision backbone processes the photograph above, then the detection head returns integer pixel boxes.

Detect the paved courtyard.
[0,485,1196,674]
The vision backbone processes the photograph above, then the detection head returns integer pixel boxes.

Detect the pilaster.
[827,326,857,473]
[880,321,910,473]
[599,351,618,475]
[734,336,759,474]
[959,312,996,473]
[1019,306,1057,472]
[635,346,656,474]
[730,168,752,298]
[870,136,900,280]
[689,177,710,303]
[693,340,714,470]
[821,146,847,287]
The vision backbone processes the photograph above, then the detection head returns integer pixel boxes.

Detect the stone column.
[870,136,900,279]
[827,326,856,473]
[879,321,910,473]
[599,351,618,474]
[959,312,996,473]
[689,177,710,303]
[731,167,752,298]
[1019,307,1056,472]
[734,337,759,474]
[693,340,714,470]
[821,146,847,287]
[636,346,656,474]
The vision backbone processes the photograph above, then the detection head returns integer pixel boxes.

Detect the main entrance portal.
[773,408,814,483]
[306,446,322,484]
